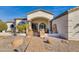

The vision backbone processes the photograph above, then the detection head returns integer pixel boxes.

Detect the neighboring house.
[15,18,27,32]
[6,18,27,32]
[15,18,27,25]
[6,20,14,32]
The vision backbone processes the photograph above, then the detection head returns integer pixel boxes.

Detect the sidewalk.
[0,32,13,36]
[0,32,26,36]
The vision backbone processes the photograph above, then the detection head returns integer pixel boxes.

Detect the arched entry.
[27,10,53,36]
[31,17,49,36]
[39,23,48,33]
[39,23,46,29]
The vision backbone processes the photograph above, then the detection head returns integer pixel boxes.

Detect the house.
[14,10,53,36]
[15,18,27,32]
[52,7,79,40]
[6,20,14,32]
[6,7,79,40]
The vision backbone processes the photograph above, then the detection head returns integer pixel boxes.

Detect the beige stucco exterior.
[27,10,53,21]
[6,22,13,31]
[15,19,26,25]
[68,8,79,40]
[52,7,79,40]
[16,19,22,25]
[52,13,68,39]
[15,18,27,32]
[31,17,49,31]
[27,10,54,33]
[6,7,79,40]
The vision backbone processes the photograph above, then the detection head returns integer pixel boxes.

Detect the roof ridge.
[27,9,53,15]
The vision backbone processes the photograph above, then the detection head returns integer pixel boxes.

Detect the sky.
[0,6,76,22]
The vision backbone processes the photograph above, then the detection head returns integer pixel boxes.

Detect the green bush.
[0,20,7,32]
[17,23,29,33]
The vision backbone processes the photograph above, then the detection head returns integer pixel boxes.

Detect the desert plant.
[0,20,7,32]
[17,22,29,33]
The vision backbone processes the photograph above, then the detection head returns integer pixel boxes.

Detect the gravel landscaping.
[0,36,79,52]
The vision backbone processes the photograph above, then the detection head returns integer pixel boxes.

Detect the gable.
[27,10,53,21]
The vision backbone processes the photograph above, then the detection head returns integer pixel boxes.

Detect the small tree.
[17,22,29,33]
[0,20,7,32]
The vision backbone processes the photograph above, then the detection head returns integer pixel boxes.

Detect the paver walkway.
[25,37,47,52]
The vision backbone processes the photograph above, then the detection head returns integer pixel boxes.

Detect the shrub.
[17,22,29,33]
[0,20,7,32]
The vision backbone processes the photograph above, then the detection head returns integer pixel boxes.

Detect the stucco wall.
[16,19,26,25]
[27,10,53,21]
[27,10,54,33]
[53,9,79,40]
[53,14,68,39]
[68,9,79,40]
[15,19,26,32]
[16,20,22,25]
[32,17,49,26]
[31,17,49,31]
[6,23,13,31]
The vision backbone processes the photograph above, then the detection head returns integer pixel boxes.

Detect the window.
[39,23,46,29]
[10,24,14,29]
[52,24,58,33]
[32,23,38,31]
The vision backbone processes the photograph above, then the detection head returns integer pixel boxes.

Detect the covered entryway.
[31,17,49,36]
[27,10,53,36]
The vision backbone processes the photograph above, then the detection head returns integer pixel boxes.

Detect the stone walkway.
[25,37,47,52]
[0,36,47,52]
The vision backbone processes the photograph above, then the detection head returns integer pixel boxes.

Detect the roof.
[15,18,27,20]
[27,9,53,15]
[68,7,79,13]
[6,20,14,23]
[52,11,68,20]
[52,7,78,21]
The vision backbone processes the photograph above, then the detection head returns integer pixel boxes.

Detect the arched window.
[39,23,46,29]
[10,24,14,29]
[10,24,15,31]
[32,23,38,31]
[52,24,58,33]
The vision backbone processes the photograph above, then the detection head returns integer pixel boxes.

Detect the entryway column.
[28,21,32,30]
[50,20,52,34]
[48,21,51,34]
[38,23,40,32]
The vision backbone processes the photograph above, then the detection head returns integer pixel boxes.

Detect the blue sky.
[0,6,76,22]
